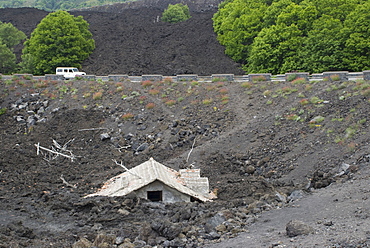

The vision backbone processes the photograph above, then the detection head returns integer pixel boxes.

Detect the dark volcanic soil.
[1,75,370,247]
[1,2,370,248]
[0,0,244,76]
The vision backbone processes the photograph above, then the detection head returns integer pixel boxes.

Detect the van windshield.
[73,68,79,72]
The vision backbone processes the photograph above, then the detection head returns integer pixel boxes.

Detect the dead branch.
[53,138,75,152]
[114,144,131,153]
[35,143,76,162]
[113,159,143,179]
[78,127,108,131]
[60,175,77,188]
[186,137,197,163]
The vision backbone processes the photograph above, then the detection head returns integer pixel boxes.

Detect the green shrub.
[161,4,191,23]
[0,107,6,115]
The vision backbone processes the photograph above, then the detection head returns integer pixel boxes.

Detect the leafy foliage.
[161,4,191,24]
[22,10,95,75]
[0,22,26,74]
[213,0,370,74]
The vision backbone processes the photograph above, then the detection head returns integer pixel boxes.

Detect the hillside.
[0,75,370,247]
[1,1,370,248]
[0,0,244,76]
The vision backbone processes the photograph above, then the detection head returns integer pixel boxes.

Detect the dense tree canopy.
[213,0,370,74]
[22,10,95,75]
[161,3,191,24]
[0,21,26,74]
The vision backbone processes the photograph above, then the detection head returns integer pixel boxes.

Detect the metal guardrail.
[0,71,367,82]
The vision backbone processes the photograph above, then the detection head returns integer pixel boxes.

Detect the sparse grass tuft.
[163,77,173,84]
[221,99,229,104]
[148,89,160,95]
[263,90,272,97]
[93,91,103,100]
[205,85,216,91]
[345,125,358,139]
[212,77,227,82]
[330,74,340,81]
[347,142,357,152]
[286,114,300,121]
[221,95,229,101]
[361,87,370,97]
[122,113,134,120]
[358,118,366,124]
[299,98,310,105]
[165,99,176,106]
[141,80,153,88]
[202,98,213,105]
[145,102,155,109]
[251,75,266,82]
[291,78,306,85]
[276,86,297,96]
[310,96,323,104]
[219,88,228,94]
[241,82,253,88]
[33,81,48,88]
[297,92,305,98]
[0,107,6,115]
[309,116,325,124]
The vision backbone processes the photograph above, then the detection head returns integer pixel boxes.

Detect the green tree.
[0,21,26,74]
[0,0,25,8]
[22,10,95,75]
[213,0,269,63]
[247,23,304,73]
[161,4,191,23]
[342,2,370,71]
[213,0,370,74]
[301,15,347,72]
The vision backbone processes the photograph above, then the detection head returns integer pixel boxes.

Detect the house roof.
[86,158,214,202]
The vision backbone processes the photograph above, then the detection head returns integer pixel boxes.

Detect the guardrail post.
[211,74,234,82]
[81,75,96,81]
[176,74,198,81]
[108,75,128,81]
[363,71,370,81]
[142,75,163,82]
[248,73,271,82]
[285,72,309,82]
[45,74,64,80]
[322,71,348,81]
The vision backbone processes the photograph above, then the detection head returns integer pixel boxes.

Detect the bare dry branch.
[35,143,76,162]
[60,175,77,188]
[112,159,143,179]
[186,136,196,163]
[114,144,131,153]
[78,127,108,131]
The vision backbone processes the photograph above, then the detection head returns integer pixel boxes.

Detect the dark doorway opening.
[147,191,162,202]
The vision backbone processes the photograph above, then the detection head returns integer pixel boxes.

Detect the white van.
[56,67,86,79]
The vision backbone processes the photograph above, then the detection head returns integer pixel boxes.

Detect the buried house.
[86,158,216,203]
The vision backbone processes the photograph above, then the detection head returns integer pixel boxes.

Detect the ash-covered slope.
[0,0,244,76]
